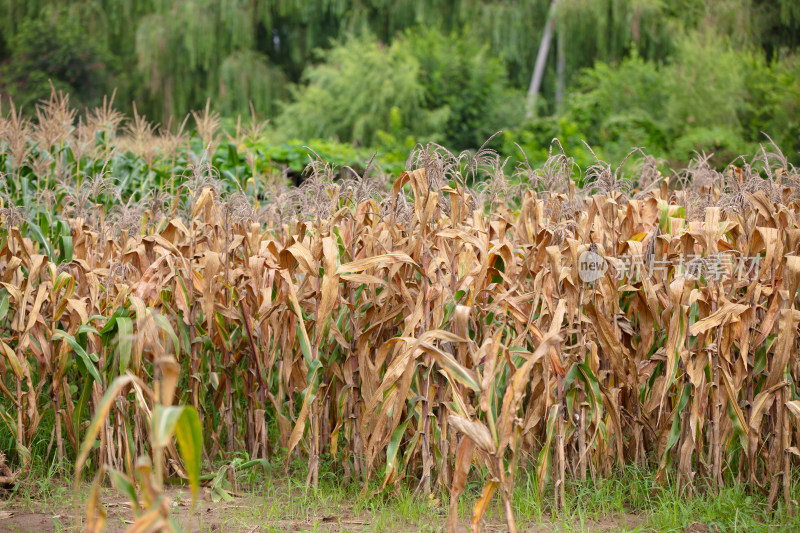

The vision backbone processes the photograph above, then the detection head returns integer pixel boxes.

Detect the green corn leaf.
[174,407,203,510]
[117,317,133,374]
[54,329,102,384]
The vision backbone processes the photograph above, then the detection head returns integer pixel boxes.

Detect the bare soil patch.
[0,485,649,532]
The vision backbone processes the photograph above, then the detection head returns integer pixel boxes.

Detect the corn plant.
[2,91,800,531]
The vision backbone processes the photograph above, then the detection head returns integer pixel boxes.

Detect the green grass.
[2,455,799,532]
[187,460,800,532]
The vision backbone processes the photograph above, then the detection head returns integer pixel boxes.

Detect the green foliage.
[219,51,287,118]
[277,34,436,147]
[403,28,523,150]
[670,127,753,167]
[1,0,799,166]
[131,0,286,119]
[501,117,598,171]
[278,30,520,150]
[666,33,746,133]
[662,32,755,163]
[562,51,670,162]
[0,7,119,111]
[510,30,800,167]
[255,139,404,175]
[739,52,800,155]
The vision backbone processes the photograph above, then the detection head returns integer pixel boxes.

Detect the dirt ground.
[0,486,653,533]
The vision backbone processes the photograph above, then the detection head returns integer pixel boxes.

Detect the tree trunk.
[526,0,559,118]
[556,22,566,109]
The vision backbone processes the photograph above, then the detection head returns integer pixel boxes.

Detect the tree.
[0,7,118,112]
[278,30,521,150]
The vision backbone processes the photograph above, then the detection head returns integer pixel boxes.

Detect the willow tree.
[133,0,286,120]
[2,0,799,124]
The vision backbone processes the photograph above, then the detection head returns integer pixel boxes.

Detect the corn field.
[2,91,800,531]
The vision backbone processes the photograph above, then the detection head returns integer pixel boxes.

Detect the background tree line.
[1,0,799,167]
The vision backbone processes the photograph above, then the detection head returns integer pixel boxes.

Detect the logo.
[578,250,607,283]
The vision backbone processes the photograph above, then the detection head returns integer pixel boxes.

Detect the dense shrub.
[509,31,800,168]
[0,8,119,111]
[277,29,521,150]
